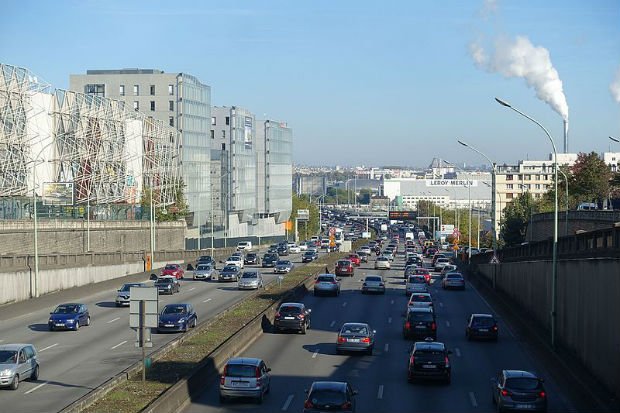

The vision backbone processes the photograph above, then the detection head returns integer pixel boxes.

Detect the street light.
[457,139,498,254]
[610,136,620,144]
[496,96,560,349]
[211,170,233,257]
[557,168,569,236]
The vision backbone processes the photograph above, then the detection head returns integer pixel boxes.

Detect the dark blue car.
[48,303,90,331]
[157,303,197,333]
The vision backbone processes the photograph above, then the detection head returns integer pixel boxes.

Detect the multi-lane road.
[0,248,313,413]
[183,249,578,413]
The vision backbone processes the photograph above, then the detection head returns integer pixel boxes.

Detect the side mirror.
[372,330,377,334]
[307,309,312,313]
[49,312,53,315]
[267,367,272,372]
[117,289,121,292]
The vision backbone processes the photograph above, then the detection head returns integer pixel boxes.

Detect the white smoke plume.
[481,0,498,18]
[611,65,620,103]
[470,35,569,120]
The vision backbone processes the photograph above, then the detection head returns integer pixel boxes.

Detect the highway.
[0,248,314,413]
[182,248,577,413]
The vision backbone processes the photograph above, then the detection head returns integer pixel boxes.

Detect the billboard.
[388,211,417,221]
[244,116,253,149]
[425,179,478,187]
[297,209,309,221]
[42,182,74,205]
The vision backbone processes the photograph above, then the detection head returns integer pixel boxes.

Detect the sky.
[2,0,619,168]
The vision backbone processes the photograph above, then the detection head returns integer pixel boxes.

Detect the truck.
[380,224,388,232]
[405,232,414,241]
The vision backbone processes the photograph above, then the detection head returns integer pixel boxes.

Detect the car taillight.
[304,400,314,409]
[341,401,352,409]
[444,356,450,367]
[501,389,510,397]
[332,281,338,284]
[275,312,281,318]
[405,321,411,330]
[338,336,346,343]
[298,314,305,319]
[539,391,546,398]
[220,366,227,385]
[361,337,370,343]
[431,322,436,331]
[493,325,498,331]
[409,355,415,365]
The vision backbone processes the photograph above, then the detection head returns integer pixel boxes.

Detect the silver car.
[406,275,428,295]
[115,282,143,307]
[0,344,39,390]
[361,275,386,294]
[219,357,271,404]
[374,256,391,270]
[274,260,293,274]
[336,323,376,355]
[313,274,341,297]
[238,271,263,290]
[434,258,451,271]
[442,272,466,290]
[193,263,215,280]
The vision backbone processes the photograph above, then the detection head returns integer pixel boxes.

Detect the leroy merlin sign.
[425,179,478,187]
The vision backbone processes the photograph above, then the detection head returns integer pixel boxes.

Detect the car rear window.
[505,378,542,390]
[226,364,257,378]
[317,276,335,282]
[366,276,382,282]
[337,260,350,266]
[341,325,368,335]
[408,276,425,284]
[280,306,302,314]
[472,317,495,327]
[414,350,445,362]
[309,389,346,405]
[447,273,463,279]
[411,294,431,302]
[408,312,434,322]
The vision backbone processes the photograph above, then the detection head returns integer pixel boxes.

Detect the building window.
[150,85,155,95]
[150,101,155,111]
[133,85,139,95]
[524,174,531,180]
[169,100,174,111]
[84,84,105,97]
[506,184,513,189]
[119,85,125,96]
[168,84,174,95]
[225,116,230,125]
[133,101,139,111]
[535,184,541,190]
[211,117,216,125]
[169,116,174,127]
[222,130,226,138]
[506,193,514,199]
[506,175,513,181]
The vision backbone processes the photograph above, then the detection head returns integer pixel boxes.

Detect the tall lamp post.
[495,97,559,349]
[557,168,569,236]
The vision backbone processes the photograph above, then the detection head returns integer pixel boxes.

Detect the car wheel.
[31,365,39,381]
[192,318,197,328]
[74,321,80,331]
[116,303,121,307]
[86,316,91,326]
[10,374,19,390]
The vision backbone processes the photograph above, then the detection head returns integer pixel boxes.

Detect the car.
[267,246,279,254]
[302,250,318,262]
[336,322,375,355]
[314,274,341,297]
[193,263,215,280]
[407,293,434,310]
[335,259,354,277]
[407,340,452,384]
[303,381,357,413]
[307,245,319,254]
[431,253,446,265]
[441,264,458,277]
[48,303,91,331]
[225,255,244,268]
[115,282,144,306]
[288,244,302,253]
[406,256,423,267]
[236,241,252,251]
[347,254,361,266]
[219,265,241,282]
[442,272,465,290]
[161,263,184,279]
[356,251,369,263]
[403,307,436,340]
[154,275,180,294]
[244,252,260,265]
[197,255,216,269]
[374,256,391,270]
[434,257,451,271]
[491,370,547,412]
[382,250,394,261]
[0,344,39,390]
[157,303,197,333]
[361,275,385,294]
[466,313,498,341]
[320,239,330,249]
[414,268,432,284]
[274,260,294,274]
[274,302,311,333]
[262,253,279,267]
[406,275,428,295]
[238,271,263,290]
[277,245,290,256]
[358,246,372,255]
[298,243,308,251]
[219,357,271,404]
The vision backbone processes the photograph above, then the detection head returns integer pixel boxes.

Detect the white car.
[225,256,244,268]
[375,256,391,270]
[405,275,428,295]
[288,244,301,254]
[298,243,308,251]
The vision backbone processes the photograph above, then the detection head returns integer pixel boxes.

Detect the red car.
[335,259,354,277]
[161,263,184,279]
[415,268,432,284]
[347,254,361,266]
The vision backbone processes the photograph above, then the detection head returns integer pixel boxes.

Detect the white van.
[236,241,252,251]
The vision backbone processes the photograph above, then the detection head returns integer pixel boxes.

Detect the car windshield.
[223,266,237,272]
[505,377,542,390]
[304,251,314,255]
[472,317,495,327]
[157,278,173,284]
[337,260,350,266]
[163,306,186,315]
[247,253,256,258]
[277,261,290,266]
[317,276,335,282]
[366,276,382,282]
[198,256,212,261]
[53,304,79,314]
[309,389,346,405]
[165,265,176,270]
[408,311,433,322]
[280,305,302,314]
[447,273,463,279]
[341,324,368,335]
[0,350,18,363]
[196,265,210,271]
[242,272,258,279]
[378,257,388,261]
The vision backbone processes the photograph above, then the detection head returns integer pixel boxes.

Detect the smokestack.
[563,119,568,153]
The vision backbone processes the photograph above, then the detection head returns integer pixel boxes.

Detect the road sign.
[452,244,459,251]
[490,254,500,264]
[388,211,417,221]
[129,287,159,328]
[297,209,309,221]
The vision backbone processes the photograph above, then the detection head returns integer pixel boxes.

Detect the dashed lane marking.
[387,317,392,324]
[107,317,120,323]
[330,320,336,328]
[281,394,294,411]
[24,381,48,394]
[377,385,384,399]
[439,302,444,307]
[455,347,461,357]
[390,299,394,305]
[445,321,451,327]
[188,287,196,291]
[342,302,347,307]
[111,340,127,350]
[203,298,212,303]
[469,391,478,407]
[39,343,58,352]
[312,350,319,359]
[384,343,389,352]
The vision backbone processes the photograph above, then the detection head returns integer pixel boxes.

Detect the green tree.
[291,193,319,241]
[141,179,188,222]
[569,152,611,205]
[500,192,536,247]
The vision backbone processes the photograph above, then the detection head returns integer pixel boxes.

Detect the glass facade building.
[259,120,292,223]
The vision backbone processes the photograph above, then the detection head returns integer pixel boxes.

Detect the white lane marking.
[111,340,127,350]
[39,343,58,352]
[203,298,212,303]
[387,317,392,324]
[384,343,389,352]
[312,350,319,359]
[281,394,294,411]
[439,302,444,307]
[24,381,48,394]
[469,391,478,407]
[330,320,336,328]
[445,321,451,328]
[342,302,347,307]
[455,347,461,357]
[188,287,196,291]
[107,317,120,324]
[390,299,394,305]
[377,384,384,399]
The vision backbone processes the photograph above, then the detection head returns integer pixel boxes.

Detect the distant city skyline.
[3,0,619,165]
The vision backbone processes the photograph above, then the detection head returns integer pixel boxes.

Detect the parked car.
[225,255,244,268]
[0,344,39,390]
[238,271,263,290]
[193,263,215,280]
[244,252,260,265]
[155,275,180,295]
[491,370,547,413]
[48,303,91,331]
[157,303,197,333]
[403,307,436,340]
[219,265,241,282]
[314,274,341,297]
[161,263,184,279]
[274,260,294,274]
[336,322,376,355]
[115,282,144,307]
[335,259,354,277]
[303,381,357,413]
[274,302,311,333]
[219,357,271,404]
[466,313,498,341]
[406,275,428,295]
[361,275,385,294]
[302,250,319,263]
[262,253,279,267]
[442,272,466,290]
[407,340,452,384]
[374,256,391,270]
[197,255,216,269]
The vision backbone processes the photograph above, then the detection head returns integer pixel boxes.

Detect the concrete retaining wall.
[477,258,620,399]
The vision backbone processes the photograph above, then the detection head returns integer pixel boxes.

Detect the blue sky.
[2,0,619,167]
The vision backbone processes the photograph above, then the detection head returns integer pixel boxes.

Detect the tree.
[569,152,611,206]
[140,179,188,222]
[500,192,536,247]
[291,193,319,241]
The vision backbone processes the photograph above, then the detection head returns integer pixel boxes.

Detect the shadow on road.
[96,301,118,308]
[28,323,50,332]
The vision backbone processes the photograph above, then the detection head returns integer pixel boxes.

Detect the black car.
[262,253,279,267]
[302,251,318,263]
[303,381,357,413]
[406,256,422,267]
[244,252,260,265]
[466,313,498,341]
[154,276,180,295]
[197,255,216,269]
[407,340,452,383]
[274,302,311,333]
[277,245,289,256]
[492,370,547,412]
[403,307,436,340]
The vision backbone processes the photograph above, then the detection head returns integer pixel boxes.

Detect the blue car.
[48,303,90,331]
[157,303,197,333]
